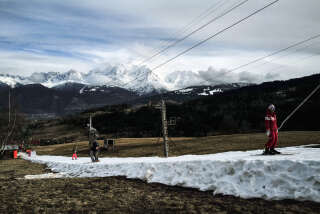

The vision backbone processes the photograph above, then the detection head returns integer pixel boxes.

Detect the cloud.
[0,0,320,87]
[198,67,235,84]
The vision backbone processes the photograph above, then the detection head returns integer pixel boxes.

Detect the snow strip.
[21,146,320,202]
[24,173,67,179]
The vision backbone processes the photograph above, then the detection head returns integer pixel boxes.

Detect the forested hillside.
[58,73,320,137]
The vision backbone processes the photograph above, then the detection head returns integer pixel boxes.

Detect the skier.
[90,140,100,162]
[88,129,100,162]
[263,104,281,155]
[72,144,78,160]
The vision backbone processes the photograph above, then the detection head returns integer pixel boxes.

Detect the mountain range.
[64,73,320,138]
[0,65,252,117]
[0,81,248,118]
[0,64,172,94]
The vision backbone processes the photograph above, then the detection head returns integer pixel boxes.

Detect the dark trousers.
[90,150,99,162]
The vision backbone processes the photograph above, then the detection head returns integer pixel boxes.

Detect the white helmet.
[268,104,275,112]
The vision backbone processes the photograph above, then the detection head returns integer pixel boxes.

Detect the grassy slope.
[34,131,320,157]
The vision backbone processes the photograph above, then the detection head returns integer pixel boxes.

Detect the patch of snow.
[198,92,209,96]
[209,89,223,95]
[175,88,194,94]
[24,173,67,179]
[79,85,86,94]
[20,146,320,202]
[178,88,193,93]
[198,88,223,96]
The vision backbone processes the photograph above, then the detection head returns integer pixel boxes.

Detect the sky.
[0,0,320,87]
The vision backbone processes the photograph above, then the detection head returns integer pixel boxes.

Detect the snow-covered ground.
[21,146,320,202]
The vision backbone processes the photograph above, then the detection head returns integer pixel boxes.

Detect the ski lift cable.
[228,33,320,73]
[83,1,260,92]
[121,35,320,103]
[278,82,320,131]
[236,39,320,73]
[141,0,228,61]
[150,0,280,72]
[183,33,320,88]
[91,1,279,95]
[244,46,320,77]
[149,48,320,103]
[139,0,249,66]
[120,0,230,86]
[115,0,279,90]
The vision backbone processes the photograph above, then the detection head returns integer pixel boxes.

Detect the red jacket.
[265,110,278,131]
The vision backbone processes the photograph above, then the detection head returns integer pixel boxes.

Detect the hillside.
[0,80,249,118]
[0,83,140,117]
[49,73,320,139]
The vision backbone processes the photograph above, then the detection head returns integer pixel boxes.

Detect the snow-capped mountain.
[85,64,167,94]
[0,74,32,86]
[28,70,85,88]
[0,64,168,94]
[0,63,254,98]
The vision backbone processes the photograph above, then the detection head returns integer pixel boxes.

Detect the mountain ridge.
[0,64,168,94]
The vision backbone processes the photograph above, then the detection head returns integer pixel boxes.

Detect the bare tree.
[0,89,17,157]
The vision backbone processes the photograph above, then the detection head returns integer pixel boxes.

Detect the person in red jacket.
[263,104,281,155]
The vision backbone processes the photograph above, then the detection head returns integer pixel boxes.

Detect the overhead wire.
[150,0,280,72]
[178,33,320,88]
[81,1,234,92]
[139,0,248,65]
[145,33,320,100]
[126,0,242,86]
[227,33,320,74]
[141,0,228,61]
[258,48,320,76]
[236,39,320,73]
[90,0,281,96]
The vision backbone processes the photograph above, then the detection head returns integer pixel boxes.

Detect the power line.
[113,0,280,92]
[82,1,235,92]
[238,39,320,73]
[139,0,249,65]
[260,48,320,76]
[151,34,320,98]
[118,1,233,91]
[151,0,280,72]
[142,0,228,61]
[90,0,281,95]
[204,33,320,83]
[228,33,320,73]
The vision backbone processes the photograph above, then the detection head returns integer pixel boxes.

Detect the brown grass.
[34,131,320,157]
[31,123,86,141]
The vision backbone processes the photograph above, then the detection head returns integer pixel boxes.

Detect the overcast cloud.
[0,0,319,87]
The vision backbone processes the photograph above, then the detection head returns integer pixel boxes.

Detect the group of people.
[72,129,100,162]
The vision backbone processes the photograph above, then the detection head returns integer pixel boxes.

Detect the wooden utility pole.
[161,99,169,157]
[89,114,92,130]
[8,89,11,123]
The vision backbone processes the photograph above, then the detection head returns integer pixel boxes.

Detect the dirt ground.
[1,160,320,214]
[1,131,320,213]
